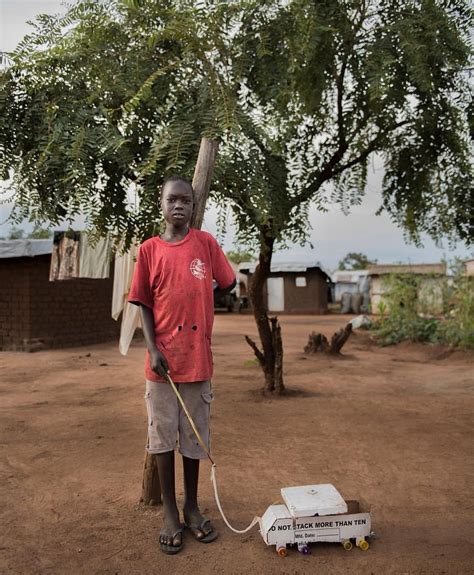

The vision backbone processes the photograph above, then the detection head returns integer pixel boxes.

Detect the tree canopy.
[0,0,237,243]
[0,0,472,251]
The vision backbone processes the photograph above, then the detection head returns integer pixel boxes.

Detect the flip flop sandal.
[159,525,184,555]
[185,518,218,544]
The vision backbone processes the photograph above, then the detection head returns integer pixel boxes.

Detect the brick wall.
[245,270,329,314]
[0,255,120,351]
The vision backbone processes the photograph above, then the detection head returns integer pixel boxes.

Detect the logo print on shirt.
[190,258,206,280]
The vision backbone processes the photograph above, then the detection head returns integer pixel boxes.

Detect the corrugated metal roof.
[331,269,369,283]
[367,263,446,276]
[239,261,321,273]
[239,260,332,282]
[0,239,52,259]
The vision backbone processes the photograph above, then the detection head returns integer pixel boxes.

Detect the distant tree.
[27,225,53,239]
[7,226,25,239]
[447,256,468,277]
[338,252,377,271]
[226,249,256,265]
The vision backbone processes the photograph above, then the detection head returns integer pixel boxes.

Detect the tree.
[338,252,377,270]
[28,225,53,239]
[1,1,472,395]
[7,226,25,240]
[210,0,472,392]
[226,249,256,265]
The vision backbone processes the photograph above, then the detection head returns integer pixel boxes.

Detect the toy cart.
[259,484,372,557]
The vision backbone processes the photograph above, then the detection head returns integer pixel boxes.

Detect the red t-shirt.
[128,228,235,383]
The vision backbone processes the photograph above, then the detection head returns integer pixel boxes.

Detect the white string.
[211,464,260,534]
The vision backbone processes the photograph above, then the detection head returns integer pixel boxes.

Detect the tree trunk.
[140,448,161,505]
[304,323,353,355]
[245,230,285,393]
[141,137,219,505]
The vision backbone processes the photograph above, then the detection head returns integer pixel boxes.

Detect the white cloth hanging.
[79,232,111,279]
[112,241,141,355]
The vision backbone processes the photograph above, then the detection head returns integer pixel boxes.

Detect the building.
[367,263,447,315]
[0,239,119,351]
[330,269,369,303]
[239,261,331,314]
[464,259,474,277]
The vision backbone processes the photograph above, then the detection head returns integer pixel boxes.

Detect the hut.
[0,239,119,351]
[239,261,331,314]
[367,262,446,315]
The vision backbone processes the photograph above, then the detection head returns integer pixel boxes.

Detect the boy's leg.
[178,380,217,541]
[144,380,182,549]
[182,456,214,539]
[156,451,183,548]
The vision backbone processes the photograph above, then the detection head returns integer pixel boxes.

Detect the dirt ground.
[1,314,473,575]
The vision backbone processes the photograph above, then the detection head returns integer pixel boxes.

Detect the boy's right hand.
[150,348,170,378]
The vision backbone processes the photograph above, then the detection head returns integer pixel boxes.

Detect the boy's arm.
[139,305,169,378]
[214,277,236,298]
[209,235,236,293]
[127,244,169,378]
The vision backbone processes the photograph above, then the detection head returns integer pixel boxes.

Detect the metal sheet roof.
[367,263,446,276]
[331,269,369,283]
[239,261,322,274]
[0,239,52,259]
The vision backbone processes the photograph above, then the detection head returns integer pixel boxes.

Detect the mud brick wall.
[244,269,329,314]
[0,255,120,351]
[282,270,329,314]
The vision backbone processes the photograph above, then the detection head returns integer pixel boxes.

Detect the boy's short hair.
[160,175,194,199]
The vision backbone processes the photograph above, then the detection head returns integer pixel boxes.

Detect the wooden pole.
[140,137,219,505]
[190,138,219,229]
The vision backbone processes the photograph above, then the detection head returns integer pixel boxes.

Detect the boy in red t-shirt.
[128,175,236,555]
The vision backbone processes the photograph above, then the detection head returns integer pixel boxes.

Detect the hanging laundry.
[78,232,111,279]
[49,231,80,281]
[112,240,141,355]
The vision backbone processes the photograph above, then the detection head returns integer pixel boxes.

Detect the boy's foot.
[159,524,184,555]
[183,507,218,543]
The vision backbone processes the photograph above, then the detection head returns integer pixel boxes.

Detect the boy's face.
[160,181,193,228]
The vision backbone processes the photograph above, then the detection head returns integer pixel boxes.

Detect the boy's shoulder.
[193,229,218,245]
[138,236,158,253]
[139,229,218,251]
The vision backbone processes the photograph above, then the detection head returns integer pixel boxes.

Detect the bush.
[436,274,474,349]
[372,313,439,346]
[371,270,474,349]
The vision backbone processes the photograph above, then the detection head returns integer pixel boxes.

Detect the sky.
[1,0,472,271]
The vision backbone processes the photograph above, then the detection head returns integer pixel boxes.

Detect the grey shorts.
[144,379,213,459]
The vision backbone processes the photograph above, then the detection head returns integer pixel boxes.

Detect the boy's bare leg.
[156,451,182,547]
[182,456,214,539]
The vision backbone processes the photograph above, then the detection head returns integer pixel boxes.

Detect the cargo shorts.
[144,379,213,460]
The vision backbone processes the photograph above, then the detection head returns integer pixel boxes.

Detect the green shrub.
[371,273,438,346]
[436,274,474,349]
[371,269,474,349]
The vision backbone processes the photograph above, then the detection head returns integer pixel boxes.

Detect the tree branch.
[331,120,411,178]
[293,119,411,207]
[245,335,266,367]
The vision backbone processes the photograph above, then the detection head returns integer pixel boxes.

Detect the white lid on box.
[281,484,348,518]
